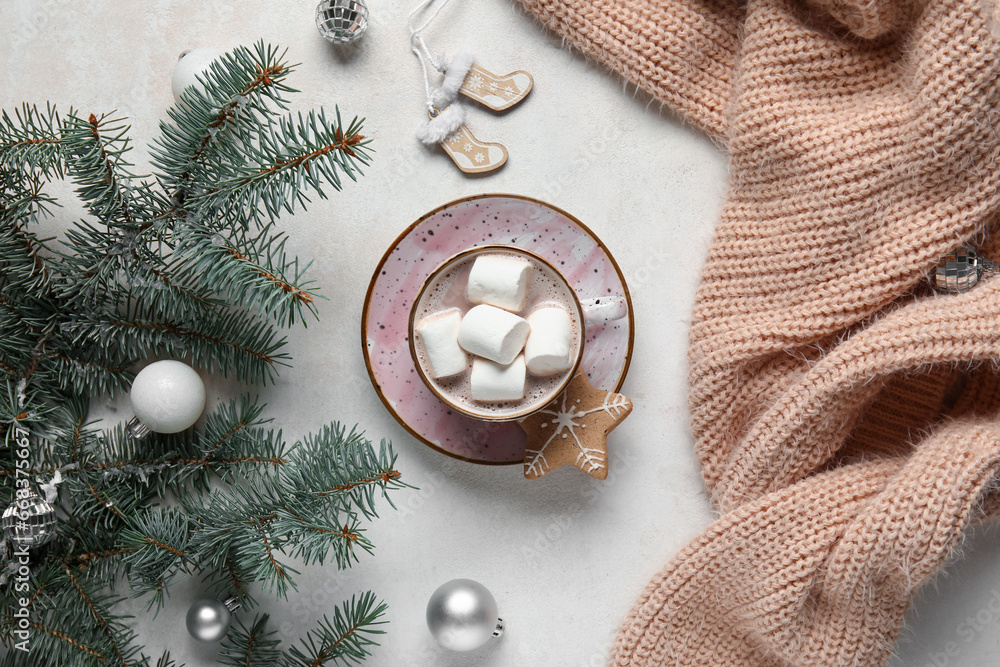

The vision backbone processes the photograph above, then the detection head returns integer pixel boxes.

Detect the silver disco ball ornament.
[316,0,369,45]
[2,493,57,548]
[930,246,984,293]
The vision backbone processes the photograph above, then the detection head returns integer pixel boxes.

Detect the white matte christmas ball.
[130,360,206,434]
[171,48,224,104]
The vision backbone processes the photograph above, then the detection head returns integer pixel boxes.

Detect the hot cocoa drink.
[410,246,584,421]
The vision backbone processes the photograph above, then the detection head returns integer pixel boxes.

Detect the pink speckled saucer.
[361,194,634,465]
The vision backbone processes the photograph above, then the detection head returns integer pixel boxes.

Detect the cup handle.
[581,296,628,324]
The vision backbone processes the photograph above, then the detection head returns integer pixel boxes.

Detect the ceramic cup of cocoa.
[409,245,586,422]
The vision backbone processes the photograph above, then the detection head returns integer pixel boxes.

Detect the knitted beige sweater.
[517,0,1000,664]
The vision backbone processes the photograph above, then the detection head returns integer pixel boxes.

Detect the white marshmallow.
[415,309,468,379]
[471,355,526,402]
[466,255,533,312]
[458,305,531,365]
[524,306,575,376]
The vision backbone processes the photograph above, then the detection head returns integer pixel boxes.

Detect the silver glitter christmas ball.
[931,246,982,293]
[315,0,369,45]
[426,579,504,652]
[2,493,57,548]
[186,597,240,642]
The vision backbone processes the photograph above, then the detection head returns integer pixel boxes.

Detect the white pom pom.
[416,104,466,145]
[433,50,475,108]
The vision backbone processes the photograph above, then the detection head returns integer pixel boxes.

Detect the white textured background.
[1,1,998,665]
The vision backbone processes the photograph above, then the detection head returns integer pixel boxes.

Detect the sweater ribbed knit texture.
[517,0,1000,665]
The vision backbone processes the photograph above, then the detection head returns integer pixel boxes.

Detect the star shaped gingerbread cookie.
[519,372,633,480]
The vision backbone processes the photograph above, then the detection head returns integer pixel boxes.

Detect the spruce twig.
[0,40,400,666]
[282,593,388,667]
[219,613,282,667]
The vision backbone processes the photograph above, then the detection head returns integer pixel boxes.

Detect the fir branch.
[0,320,36,378]
[0,205,54,295]
[57,435,152,529]
[202,555,258,611]
[271,509,372,570]
[0,565,140,667]
[58,564,141,666]
[60,112,145,227]
[63,566,109,626]
[73,547,139,574]
[77,475,134,525]
[282,425,407,519]
[124,257,222,323]
[153,652,177,667]
[0,41,396,667]
[186,480,312,598]
[52,218,159,307]
[0,103,64,178]
[0,382,56,435]
[119,507,191,609]
[62,525,137,588]
[1,397,286,494]
[62,305,290,385]
[0,359,18,380]
[152,42,295,198]
[187,424,394,581]
[198,396,271,459]
[192,108,370,228]
[31,398,90,471]
[33,350,133,398]
[0,295,38,346]
[18,321,57,389]
[176,224,320,327]
[282,593,387,667]
[0,167,58,248]
[24,620,109,664]
[219,613,282,667]
[87,397,284,494]
[179,395,286,487]
[251,520,296,598]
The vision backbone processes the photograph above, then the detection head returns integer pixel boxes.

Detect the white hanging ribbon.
[409,0,475,144]
[408,0,453,113]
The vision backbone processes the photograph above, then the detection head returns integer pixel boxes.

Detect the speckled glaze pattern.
[362,194,634,464]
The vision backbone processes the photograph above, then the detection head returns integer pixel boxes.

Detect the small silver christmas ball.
[426,579,504,652]
[931,246,982,293]
[2,493,57,548]
[186,597,239,642]
[316,0,369,45]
